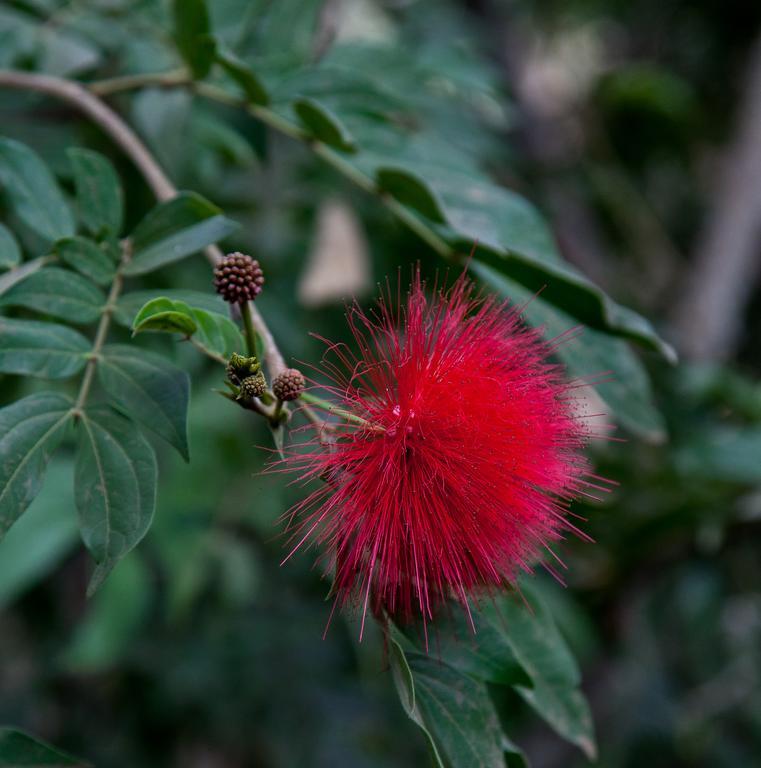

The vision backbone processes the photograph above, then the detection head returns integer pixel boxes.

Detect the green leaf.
[114,289,227,327]
[60,553,150,672]
[124,192,239,276]
[389,634,507,768]
[172,0,216,79]
[471,263,666,442]
[494,585,596,759]
[216,47,269,105]
[0,728,88,766]
[75,408,157,596]
[0,222,21,268]
[294,98,356,152]
[54,236,116,286]
[370,159,674,359]
[0,459,78,610]
[0,256,49,298]
[99,344,190,461]
[132,297,244,361]
[186,306,244,360]
[0,136,75,243]
[0,392,72,540]
[133,298,198,336]
[376,168,446,223]
[0,318,89,378]
[309,100,673,357]
[0,266,105,323]
[470,238,675,361]
[67,148,124,236]
[416,607,532,688]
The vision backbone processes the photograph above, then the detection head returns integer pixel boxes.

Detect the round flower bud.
[213,252,265,304]
[272,368,305,401]
[239,372,267,399]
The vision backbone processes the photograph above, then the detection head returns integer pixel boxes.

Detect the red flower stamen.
[280,270,606,637]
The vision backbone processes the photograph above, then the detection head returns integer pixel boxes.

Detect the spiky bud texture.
[213,252,264,304]
[226,353,261,385]
[239,372,267,399]
[273,368,305,401]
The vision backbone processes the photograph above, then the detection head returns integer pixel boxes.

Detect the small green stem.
[74,245,129,413]
[89,68,189,96]
[240,300,258,359]
[186,336,228,365]
[299,392,377,429]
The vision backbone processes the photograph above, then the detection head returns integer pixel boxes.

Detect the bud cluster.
[227,353,268,402]
[214,252,264,304]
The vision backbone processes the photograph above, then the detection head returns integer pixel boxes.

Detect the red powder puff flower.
[281,270,604,637]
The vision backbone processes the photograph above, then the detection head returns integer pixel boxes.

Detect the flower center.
[385,403,417,441]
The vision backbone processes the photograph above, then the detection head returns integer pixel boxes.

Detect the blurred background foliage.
[0,0,760,766]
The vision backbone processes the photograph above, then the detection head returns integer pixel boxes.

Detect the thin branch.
[193,83,455,261]
[83,74,457,264]
[0,69,175,201]
[0,68,289,381]
[73,246,128,414]
[89,68,189,96]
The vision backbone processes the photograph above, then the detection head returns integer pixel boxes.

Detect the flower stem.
[299,392,376,429]
[240,299,258,358]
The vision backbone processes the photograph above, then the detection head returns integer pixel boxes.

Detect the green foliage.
[0,392,72,538]
[67,148,124,236]
[390,582,595,765]
[0,140,233,595]
[124,192,239,276]
[0,267,106,323]
[0,136,74,243]
[98,345,190,460]
[132,297,244,360]
[0,318,90,378]
[54,236,117,286]
[75,408,158,596]
[0,223,20,268]
[216,47,269,105]
[172,0,216,79]
[390,637,507,768]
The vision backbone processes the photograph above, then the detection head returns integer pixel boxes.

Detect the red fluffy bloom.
[282,271,601,635]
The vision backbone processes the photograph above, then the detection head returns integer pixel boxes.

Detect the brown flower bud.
[213,252,264,304]
[272,368,305,401]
